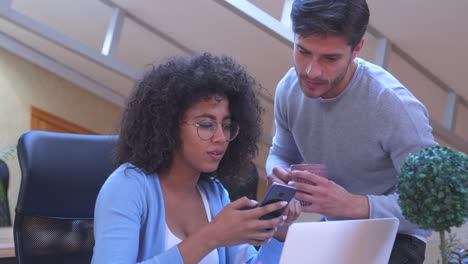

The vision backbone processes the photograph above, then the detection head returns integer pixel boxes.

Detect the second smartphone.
[257,182,297,220]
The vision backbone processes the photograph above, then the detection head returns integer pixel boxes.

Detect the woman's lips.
[207,150,224,160]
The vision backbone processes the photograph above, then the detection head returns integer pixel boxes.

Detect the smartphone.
[258,182,297,220]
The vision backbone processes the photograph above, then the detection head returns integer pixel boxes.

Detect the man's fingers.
[268,166,292,185]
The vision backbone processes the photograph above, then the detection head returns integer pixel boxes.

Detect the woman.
[92,53,301,264]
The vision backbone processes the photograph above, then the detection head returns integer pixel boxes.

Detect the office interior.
[0,1,467,263]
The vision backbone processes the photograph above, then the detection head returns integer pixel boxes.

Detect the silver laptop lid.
[280,218,399,264]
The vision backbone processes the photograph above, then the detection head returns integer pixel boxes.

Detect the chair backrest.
[0,159,11,226]
[219,161,259,201]
[14,130,117,264]
[280,218,399,264]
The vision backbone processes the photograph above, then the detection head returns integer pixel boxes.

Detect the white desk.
[0,227,14,259]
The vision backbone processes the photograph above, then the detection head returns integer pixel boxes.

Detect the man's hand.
[289,170,369,219]
[267,165,292,185]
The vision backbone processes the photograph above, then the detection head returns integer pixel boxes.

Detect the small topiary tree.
[397,145,467,264]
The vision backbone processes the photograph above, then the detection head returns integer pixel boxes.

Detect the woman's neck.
[159,162,200,194]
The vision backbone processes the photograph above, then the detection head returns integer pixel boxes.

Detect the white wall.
[0,47,121,222]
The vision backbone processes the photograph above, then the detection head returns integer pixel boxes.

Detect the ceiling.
[0,0,466,108]
[1,0,466,100]
[367,0,468,100]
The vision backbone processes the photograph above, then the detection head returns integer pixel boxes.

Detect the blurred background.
[0,1,466,262]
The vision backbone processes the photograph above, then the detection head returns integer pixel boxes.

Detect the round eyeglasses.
[183,120,240,141]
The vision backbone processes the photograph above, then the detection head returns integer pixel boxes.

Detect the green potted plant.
[397,145,467,264]
[0,144,16,162]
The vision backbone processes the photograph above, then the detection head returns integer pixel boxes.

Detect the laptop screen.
[280,218,399,264]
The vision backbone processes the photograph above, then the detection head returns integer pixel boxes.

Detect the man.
[266,0,437,263]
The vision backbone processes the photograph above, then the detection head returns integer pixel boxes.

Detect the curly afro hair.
[114,53,264,181]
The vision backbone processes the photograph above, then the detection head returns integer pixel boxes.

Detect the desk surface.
[0,227,14,258]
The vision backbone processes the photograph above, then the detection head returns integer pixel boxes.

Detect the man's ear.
[352,39,365,58]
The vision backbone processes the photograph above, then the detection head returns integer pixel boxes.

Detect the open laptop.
[280,218,399,264]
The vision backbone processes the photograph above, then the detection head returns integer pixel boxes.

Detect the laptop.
[280,218,399,264]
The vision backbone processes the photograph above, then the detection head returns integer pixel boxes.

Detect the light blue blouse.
[92,163,283,264]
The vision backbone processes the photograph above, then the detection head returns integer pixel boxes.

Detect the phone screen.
[258,182,296,220]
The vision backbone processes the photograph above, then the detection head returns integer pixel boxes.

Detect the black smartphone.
[258,182,297,220]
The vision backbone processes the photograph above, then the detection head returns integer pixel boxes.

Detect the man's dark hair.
[291,0,370,49]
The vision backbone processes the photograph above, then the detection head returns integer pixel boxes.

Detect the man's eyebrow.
[296,43,344,57]
[323,54,343,58]
[296,44,310,52]
[299,47,343,58]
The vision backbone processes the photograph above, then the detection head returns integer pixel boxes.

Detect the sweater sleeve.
[368,88,437,235]
[92,168,184,264]
[245,239,284,264]
[266,71,304,175]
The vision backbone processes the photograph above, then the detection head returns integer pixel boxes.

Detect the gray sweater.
[267,58,437,238]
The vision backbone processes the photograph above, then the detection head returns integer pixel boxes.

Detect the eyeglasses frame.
[182,120,240,141]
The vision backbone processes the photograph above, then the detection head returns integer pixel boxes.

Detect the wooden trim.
[30,106,97,134]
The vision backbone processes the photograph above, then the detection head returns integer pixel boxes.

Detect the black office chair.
[219,161,259,201]
[0,159,11,226]
[14,130,117,264]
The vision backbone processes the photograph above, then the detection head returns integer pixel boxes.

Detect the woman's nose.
[211,124,228,143]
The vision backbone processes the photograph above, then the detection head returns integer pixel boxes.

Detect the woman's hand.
[273,197,302,241]
[179,196,292,263]
[204,197,288,247]
[266,166,302,241]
